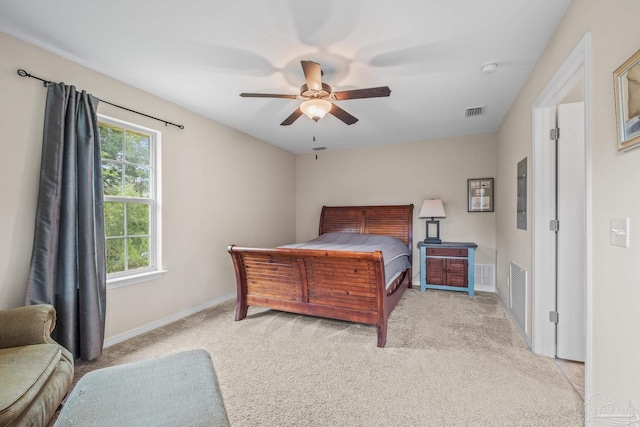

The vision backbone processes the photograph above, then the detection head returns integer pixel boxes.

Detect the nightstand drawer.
[426,247,467,257]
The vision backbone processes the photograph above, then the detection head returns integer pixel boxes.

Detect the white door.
[555,102,586,362]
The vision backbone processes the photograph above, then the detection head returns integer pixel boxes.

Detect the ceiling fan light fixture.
[300,99,332,122]
[242,60,388,126]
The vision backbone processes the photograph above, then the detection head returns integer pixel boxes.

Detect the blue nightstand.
[418,241,477,296]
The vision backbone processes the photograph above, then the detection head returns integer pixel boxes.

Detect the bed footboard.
[228,245,408,347]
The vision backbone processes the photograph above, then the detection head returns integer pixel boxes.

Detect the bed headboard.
[319,205,414,248]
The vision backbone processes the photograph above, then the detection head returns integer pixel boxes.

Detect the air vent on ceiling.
[465,106,485,117]
[312,146,327,151]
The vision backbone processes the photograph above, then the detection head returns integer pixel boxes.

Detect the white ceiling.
[0,0,570,154]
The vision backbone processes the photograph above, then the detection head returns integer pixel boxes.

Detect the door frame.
[532,32,592,398]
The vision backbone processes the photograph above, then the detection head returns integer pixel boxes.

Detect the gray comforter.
[280,232,411,286]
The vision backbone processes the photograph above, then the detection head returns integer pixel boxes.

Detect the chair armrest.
[0,304,57,349]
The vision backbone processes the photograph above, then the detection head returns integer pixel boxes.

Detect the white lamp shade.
[419,199,446,218]
[300,99,332,122]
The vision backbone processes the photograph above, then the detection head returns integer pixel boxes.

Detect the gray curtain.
[26,82,106,361]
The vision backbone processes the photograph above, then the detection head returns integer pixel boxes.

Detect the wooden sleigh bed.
[228,204,413,347]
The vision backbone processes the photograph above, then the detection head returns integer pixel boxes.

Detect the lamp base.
[425,219,442,244]
[424,237,442,244]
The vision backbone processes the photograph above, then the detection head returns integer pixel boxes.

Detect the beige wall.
[296,134,497,278]
[496,0,640,405]
[6,0,639,407]
[0,32,296,340]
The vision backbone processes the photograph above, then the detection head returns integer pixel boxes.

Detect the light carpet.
[74,290,584,426]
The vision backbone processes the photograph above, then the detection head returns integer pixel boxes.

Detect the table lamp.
[419,199,446,243]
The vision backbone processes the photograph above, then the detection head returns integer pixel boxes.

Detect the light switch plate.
[611,217,630,248]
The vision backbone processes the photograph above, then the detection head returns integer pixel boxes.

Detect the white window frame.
[99,114,165,288]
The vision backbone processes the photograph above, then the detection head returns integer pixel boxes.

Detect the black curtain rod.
[17,69,184,130]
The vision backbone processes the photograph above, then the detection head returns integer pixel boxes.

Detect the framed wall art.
[467,178,494,212]
[614,49,640,151]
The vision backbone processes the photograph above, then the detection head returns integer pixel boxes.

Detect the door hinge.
[550,128,560,140]
[549,311,559,324]
[549,219,560,232]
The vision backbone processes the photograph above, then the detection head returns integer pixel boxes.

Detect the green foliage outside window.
[100,122,153,275]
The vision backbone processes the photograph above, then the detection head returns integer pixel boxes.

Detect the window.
[99,115,163,287]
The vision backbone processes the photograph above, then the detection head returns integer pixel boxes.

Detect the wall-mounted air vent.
[474,264,495,291]
[312,146,327,151]
[465,106,485,117]
[509,262,528,333]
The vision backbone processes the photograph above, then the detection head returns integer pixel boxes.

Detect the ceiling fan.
[240,60,391,126]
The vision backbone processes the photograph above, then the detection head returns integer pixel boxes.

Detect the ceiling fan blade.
[280,108,304,126]
[329,103,358,125]
[301,60,322,92]
[240,93,298,99]
[332,86,391,101]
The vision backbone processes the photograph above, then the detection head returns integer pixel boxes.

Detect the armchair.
[0,304,74,426]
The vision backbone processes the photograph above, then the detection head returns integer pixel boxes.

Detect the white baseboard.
[103,292,235,348]
[496,290,532,349]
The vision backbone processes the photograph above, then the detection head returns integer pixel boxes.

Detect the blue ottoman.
[54,349,229,427]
